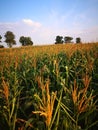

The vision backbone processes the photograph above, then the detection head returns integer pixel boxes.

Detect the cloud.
[0,19,54,45]
[22,19,41,27]
[0,17,98,46]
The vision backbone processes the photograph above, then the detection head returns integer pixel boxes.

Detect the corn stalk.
[32,79,57,130]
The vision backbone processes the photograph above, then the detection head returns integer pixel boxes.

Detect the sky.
[0,0,98,46]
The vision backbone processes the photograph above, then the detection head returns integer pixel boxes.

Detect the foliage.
[64,36,73,43]
[0,35,2,42]
[32,79,57,130]
[19,36,33,46]
[0,35,4,48]
[0,45,4,48]
[55,35,63,44]
[76,37,81,43]
[4,31,16,48]
[0,43,98,130]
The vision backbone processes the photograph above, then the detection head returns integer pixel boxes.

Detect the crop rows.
[0,43,98,130]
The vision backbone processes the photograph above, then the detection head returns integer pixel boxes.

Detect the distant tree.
[55,35,63,44]
[0,45,4,48]
[4,31,16,48]
[76,37,81,43]
[19,36,33,46]
[0,35,2,42]
[19,36,25,46]
[64,36,73,43]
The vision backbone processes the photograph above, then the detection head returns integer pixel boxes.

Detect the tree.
[19,36,25,46]
[0,35,2,42]
[0,45,4,48]
[64,36,73,43]
[76,37,81,43]
[4,31,16,48]
[55,35,63,44]
[19,36,33,46]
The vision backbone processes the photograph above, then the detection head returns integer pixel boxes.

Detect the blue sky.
[0,0,98,46]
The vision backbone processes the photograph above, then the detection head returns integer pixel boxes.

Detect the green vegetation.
[0,31,34,48]
[4,31,16,48]
[0,35,2,42]
[76,37,81,44]
[19,36,33,46]
[55,35,63,44]
[64,36,73,43]
[0,43,98,130]
[0,30,82,48]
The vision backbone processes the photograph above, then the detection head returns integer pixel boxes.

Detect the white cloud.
[22,19,41,27]
[0,17,98,46]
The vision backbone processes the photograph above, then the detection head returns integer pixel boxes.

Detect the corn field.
[0,43,98,130]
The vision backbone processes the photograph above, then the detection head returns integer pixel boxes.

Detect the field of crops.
[0,43,98,130]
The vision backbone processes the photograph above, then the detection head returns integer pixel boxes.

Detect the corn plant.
[32,78,57,130]
[0,43,98,130]
[0,63,23,130]
[71,75,98,130]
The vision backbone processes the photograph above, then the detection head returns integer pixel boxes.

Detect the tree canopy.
[19,36,33,46]
[55,35,63,44]
[4,31,16,48]
[64,36,73,43]
[55,35,75,44]
[76,37,81,43]
[1,30,82,48]
[0,45,4,48]
[0,35,2,42]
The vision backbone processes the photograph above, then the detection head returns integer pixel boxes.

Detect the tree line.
[0,31,81,48]
[55,35,81,44]
[0,31,33,48]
